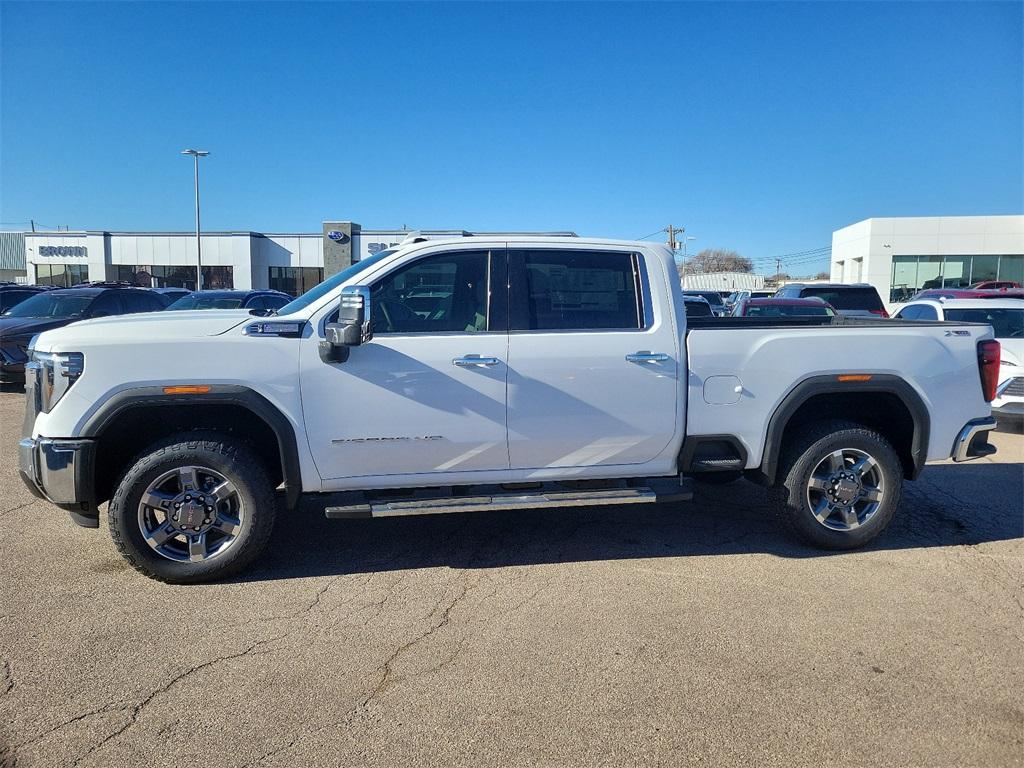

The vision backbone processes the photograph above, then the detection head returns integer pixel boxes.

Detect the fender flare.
[80,385,303,509]
[759,374,930,482]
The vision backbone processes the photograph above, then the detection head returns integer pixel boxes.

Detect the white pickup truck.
[17,237,1002,583]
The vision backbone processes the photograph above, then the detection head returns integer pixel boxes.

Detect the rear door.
[505,247,679,472]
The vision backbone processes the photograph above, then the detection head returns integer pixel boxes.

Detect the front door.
[301,248,510,485]
[505,247,680,472]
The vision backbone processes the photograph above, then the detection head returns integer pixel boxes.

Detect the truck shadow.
[235,461,1024,583]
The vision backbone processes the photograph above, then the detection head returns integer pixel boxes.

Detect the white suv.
[895,298,1024,420]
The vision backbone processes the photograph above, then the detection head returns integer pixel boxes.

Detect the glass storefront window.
[201,266,233,289]
[890,254,1024,298]
[942,255,971,288]
[891,256,918,302]
[970,255,999,285]
[268,266,324,296]
[999,255,1024,286]
[36,263,88,287]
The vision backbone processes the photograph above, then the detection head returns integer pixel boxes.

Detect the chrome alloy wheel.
[805,448,885,532]
[137,466,244,563]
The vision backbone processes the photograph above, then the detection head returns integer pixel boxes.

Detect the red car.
[971,281,1021,290]
[912,288,1024,301]
[732,297,837,317]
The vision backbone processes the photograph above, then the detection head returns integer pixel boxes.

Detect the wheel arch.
[81,385,302,511]
[758,374,930,484]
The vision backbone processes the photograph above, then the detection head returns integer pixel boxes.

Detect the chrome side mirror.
[320,285,373,363]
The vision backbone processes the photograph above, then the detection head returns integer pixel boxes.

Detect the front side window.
[511,250,642,331]
[370,251,490,334]
[88,292,124,317]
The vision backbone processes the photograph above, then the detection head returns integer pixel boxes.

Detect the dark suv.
[0,284,167,384]
[773,283,888,317]
[0,283,50,314]
[164,289,291,312]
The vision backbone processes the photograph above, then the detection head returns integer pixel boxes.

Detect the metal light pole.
[181,149,209,289]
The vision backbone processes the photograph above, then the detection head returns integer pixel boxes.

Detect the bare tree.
[680,248,753,275]
[814,271,830,280]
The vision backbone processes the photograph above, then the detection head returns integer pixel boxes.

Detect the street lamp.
[181,149,209,289]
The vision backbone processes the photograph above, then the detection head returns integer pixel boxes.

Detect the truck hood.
[31,310,253,351]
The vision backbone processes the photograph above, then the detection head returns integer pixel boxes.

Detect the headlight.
[30,351,84,412]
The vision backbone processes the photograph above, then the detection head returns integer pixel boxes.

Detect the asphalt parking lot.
[1,390,1021,768]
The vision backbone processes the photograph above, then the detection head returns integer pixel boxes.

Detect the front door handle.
[626,352,670,364]
[453,356,501,367]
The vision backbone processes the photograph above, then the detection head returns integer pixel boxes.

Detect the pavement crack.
[1,660,13,697]
[67,632,288,767]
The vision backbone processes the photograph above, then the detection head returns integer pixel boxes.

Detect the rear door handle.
[453,356,501,367]
[626,352,670,364]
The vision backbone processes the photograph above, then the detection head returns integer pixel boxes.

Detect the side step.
[325,480,692,519]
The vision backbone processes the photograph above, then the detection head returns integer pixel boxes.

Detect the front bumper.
[18,436,100,527]
[950,417,998,462]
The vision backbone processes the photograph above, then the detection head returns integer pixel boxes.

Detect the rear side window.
[88,292,124,317]
[511,250,642,331]
[122,291,164,313]
[944,308,1023,339]
[800,287,884,311]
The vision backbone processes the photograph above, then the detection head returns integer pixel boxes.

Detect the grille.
[1002,377,1024,397]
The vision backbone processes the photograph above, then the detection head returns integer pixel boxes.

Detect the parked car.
[151,287,193,306]
[724,289,774,312]
[682,294,715,317]
[1,284,167,383]
[774,283,888,317]
[19,237,999,582]
[681,290,728,316]
[971,281,1021,290]
[732,297,836,318]
[895,298,1023,422]
[0,283,50,314]
[164,289,291,312]
[910,288,1024,301]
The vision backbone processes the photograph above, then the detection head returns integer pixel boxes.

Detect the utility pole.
[775,257,783,282]
[30,219,35,232]
[666,225,683,250]
[181,149,210,289]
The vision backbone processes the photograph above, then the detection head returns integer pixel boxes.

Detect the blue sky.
[1,1,1021,275]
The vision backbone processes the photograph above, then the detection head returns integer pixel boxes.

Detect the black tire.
[692,470,743,485]
[108,432,278,583]
[769,420,903,550]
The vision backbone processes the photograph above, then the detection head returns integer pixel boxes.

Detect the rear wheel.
[108,432,278,583]
[770,420,902,549]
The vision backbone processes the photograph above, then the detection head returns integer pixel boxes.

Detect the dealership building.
[831,215,1024,306]
[15,222,574,294]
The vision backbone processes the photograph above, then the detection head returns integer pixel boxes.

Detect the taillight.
[870,308,890,318]
[978,340,1001,402]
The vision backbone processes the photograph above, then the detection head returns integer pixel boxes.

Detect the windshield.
[746,304,835,317]
[166,294,245,310]
[2,293,93,318]
[686,291,723,306]
[275,250,397,316]
[944,308,1024,339]
[800,287,883,311]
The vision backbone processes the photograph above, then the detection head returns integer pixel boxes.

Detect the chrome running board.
[324,481,692,519]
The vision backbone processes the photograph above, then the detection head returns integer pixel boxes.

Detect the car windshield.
[686,291,723,306]
[944,308,1024,339]
[166,293,246,310]
[800,287,884,311]
[746,304,834,317]
[275,250,397,316]
[1,292,93,318]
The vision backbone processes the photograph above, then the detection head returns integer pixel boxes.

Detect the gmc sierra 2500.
[18,237,1000,582]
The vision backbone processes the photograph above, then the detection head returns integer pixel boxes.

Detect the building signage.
[327,230,350,244]
[38,245,87,257]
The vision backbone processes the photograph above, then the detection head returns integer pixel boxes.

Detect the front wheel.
[108,432,278,583]
[770,420,903,550]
